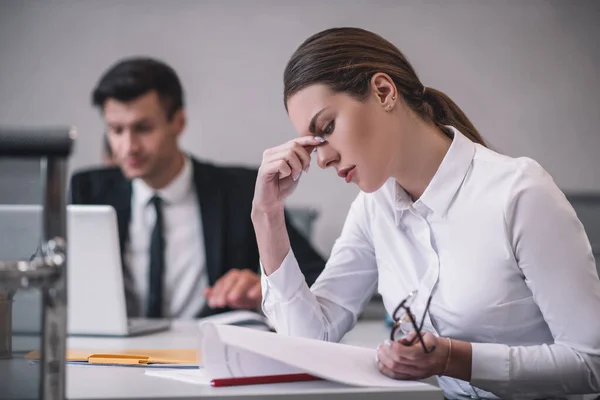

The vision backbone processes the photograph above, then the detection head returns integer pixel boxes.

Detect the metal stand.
[0,127,75,400]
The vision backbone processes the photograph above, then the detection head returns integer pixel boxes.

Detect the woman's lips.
[345,167,356,183]
[337,166,356,183]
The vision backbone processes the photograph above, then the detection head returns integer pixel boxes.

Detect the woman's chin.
[357,177,387,194]
[357,181,377,193]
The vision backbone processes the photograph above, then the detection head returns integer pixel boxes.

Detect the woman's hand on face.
[253,136,324,212]
[376,331,449,380]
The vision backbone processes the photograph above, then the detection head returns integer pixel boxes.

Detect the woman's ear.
[370,73,397,111]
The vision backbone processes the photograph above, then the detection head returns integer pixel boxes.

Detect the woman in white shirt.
[251,27,600,399]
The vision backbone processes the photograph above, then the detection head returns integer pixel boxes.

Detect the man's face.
[103,90,185,181]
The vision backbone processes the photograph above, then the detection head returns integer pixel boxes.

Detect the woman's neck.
[392,120,452,201]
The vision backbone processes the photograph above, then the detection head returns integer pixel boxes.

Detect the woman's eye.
[323,121,335,135]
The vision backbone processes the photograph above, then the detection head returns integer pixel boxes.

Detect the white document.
[146,323,437,390]
[202,323,303,379]
[145,368,211,385]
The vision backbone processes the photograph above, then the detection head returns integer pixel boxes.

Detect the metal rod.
[40,157,68,400]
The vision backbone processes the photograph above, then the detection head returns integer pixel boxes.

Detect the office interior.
[0,1,599,399]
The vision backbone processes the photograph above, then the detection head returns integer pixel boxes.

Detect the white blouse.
[260,127,600,399]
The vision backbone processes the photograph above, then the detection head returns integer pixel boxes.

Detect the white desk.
[3,320,443,400]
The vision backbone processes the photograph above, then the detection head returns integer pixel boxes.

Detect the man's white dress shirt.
[125,156,208,318]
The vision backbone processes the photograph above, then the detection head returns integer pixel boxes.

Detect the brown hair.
[283,27,486,147]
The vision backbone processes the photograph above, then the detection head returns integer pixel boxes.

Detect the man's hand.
[204,269,262,310]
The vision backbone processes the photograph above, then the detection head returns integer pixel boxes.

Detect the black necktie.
[147,195,165,318]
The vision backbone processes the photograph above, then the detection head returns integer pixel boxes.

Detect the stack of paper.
[146,323,437,389]
[146,368,211,384]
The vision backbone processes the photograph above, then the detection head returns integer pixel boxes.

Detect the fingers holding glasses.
[377,333,448,380]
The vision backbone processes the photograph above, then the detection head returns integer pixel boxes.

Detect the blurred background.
[0,0,599,257]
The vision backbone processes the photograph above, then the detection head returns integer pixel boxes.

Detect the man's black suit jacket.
[69,157,326,317]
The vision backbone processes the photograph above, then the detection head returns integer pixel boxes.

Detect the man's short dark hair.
[92,57,184,119]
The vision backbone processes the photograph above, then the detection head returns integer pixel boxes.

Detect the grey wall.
[0,160,42,204]
[0,0,599,256]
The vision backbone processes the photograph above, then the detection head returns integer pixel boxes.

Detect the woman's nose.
[316,143,339,169]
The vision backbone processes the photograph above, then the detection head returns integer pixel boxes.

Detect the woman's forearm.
[251,205,291,275]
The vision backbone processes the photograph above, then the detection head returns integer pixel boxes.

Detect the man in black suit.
[70,57,325,319]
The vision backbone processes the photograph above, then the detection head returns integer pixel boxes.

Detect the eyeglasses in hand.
[390,290,434,353]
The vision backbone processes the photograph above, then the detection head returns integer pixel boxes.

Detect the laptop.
[1,204,171,336]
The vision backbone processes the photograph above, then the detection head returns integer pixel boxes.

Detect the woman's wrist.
[438,337,472,382]
[251,203,290,276]
[438,337,452,376]
[251,202,285,221]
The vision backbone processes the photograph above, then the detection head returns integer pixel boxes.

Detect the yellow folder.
[25,348,200,366]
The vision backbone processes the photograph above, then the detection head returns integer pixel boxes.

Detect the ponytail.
[421,87,487,147]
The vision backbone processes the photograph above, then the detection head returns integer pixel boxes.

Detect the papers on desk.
[146,323,436,389]
[146,368,211,384]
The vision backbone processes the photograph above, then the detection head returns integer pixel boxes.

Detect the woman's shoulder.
[471,145,562,211]
[472,144,554,188]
